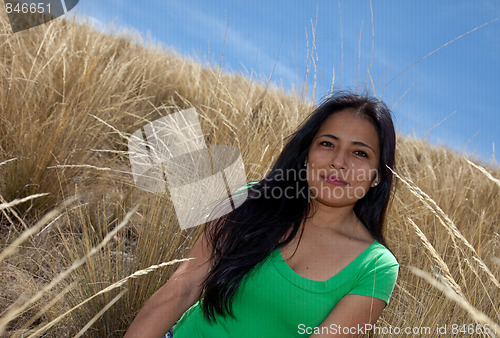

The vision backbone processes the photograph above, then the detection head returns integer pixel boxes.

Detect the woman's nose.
[331,150,347,170]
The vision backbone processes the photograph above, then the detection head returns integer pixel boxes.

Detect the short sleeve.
[234,181,259,194]
[347,248,399,306]
[231,181,260,207]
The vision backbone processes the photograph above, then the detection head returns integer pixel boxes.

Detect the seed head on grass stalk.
[0,204,138,334]
[409,267,500,338]
[28,258,190,337]
[466,159,500,188]
[389,166,500,289]
[407,217,464,297]
[0,195,73,264]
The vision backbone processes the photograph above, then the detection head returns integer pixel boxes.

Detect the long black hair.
[200,91,396,321]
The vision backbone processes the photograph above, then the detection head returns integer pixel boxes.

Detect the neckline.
[273,239,378,290]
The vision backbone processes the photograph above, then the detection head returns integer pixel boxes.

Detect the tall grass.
[0,11,499,337]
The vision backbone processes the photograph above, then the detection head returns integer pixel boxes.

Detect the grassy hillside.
[0,12,499,337]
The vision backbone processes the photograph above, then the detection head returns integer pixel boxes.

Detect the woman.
[125,92,399,337]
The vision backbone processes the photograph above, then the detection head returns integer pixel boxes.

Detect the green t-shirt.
[173,240,398,337]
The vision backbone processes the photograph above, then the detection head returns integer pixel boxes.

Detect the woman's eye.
[320,141,333,148]
[354,150,368,157]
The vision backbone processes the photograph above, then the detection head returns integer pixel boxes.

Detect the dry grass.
[0,10,499,338]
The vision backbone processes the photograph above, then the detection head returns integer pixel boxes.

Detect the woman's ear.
[371,172,380,187]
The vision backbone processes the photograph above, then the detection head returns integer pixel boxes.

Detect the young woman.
[125,92,399,337]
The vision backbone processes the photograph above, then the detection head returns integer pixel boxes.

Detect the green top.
[173,240,399,337]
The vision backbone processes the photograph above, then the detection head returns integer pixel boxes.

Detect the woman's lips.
[324,175,348,186]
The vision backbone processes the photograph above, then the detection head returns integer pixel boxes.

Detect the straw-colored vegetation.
[0,11,499,338]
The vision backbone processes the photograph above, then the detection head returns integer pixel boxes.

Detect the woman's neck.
[307,200,357,229]
[304,200,374,243]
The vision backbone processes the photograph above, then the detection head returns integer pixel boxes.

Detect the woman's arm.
[310,295,386,338]
[310,245,398,337]
[124,231,212,338]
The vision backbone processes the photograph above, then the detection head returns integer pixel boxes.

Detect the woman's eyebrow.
[317,134,376,154]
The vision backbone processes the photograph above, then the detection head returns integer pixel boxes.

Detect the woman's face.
[306,109,381,208]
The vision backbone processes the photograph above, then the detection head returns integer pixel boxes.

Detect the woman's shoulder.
[361,240,399,268]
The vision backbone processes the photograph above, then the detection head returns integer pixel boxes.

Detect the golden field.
[0,12,499,337]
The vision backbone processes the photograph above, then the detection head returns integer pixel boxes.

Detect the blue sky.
[70,0,499,164]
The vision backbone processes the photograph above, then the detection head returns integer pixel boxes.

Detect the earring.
[374,182,378,187]
[304,162,307,167]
